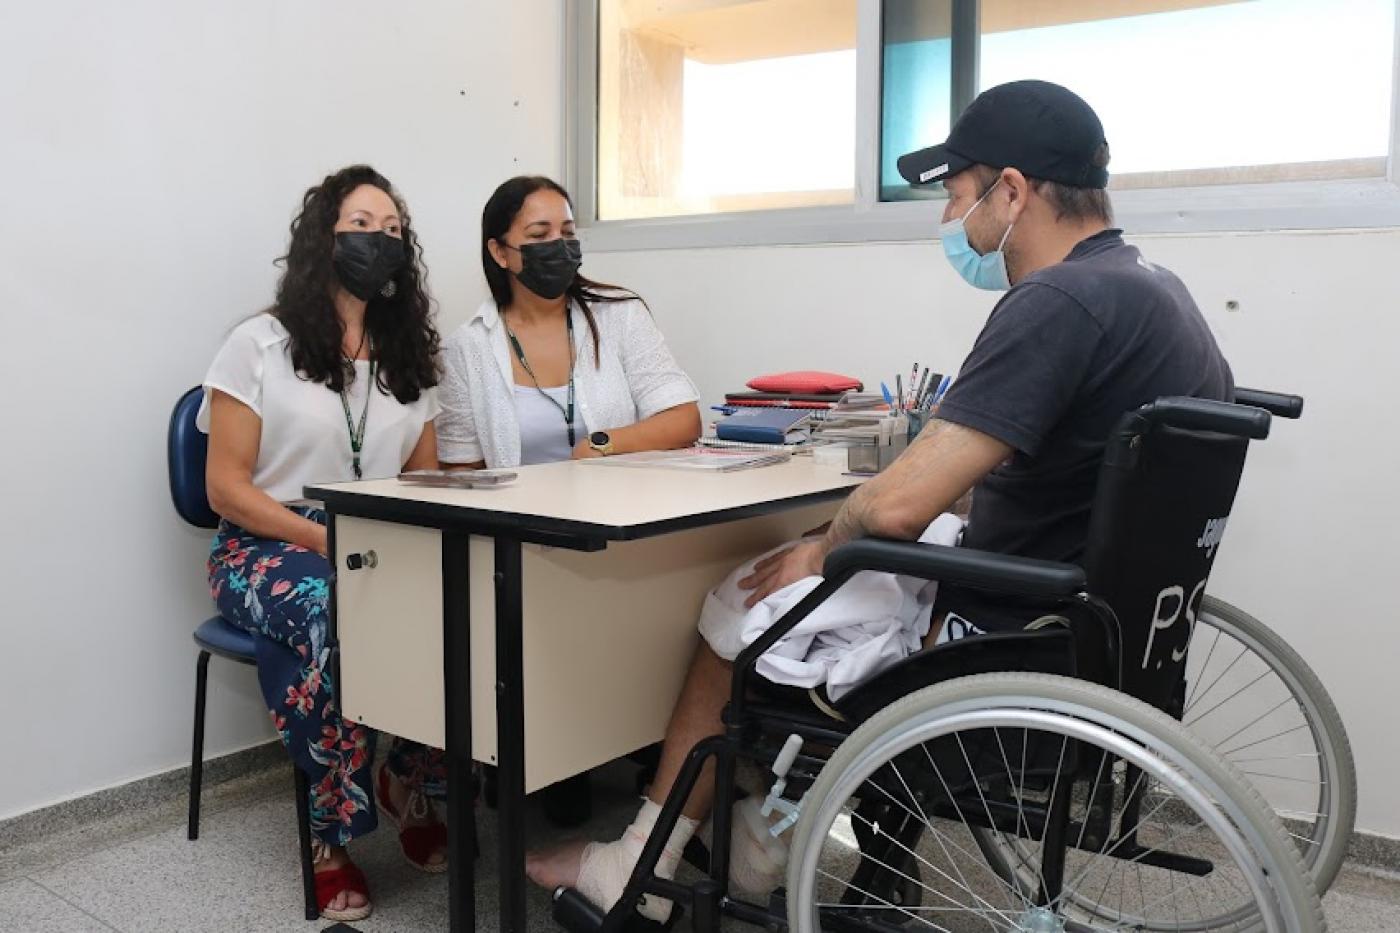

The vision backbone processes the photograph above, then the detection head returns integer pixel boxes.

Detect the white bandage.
[577,799,698,924]
[698,797,790,899]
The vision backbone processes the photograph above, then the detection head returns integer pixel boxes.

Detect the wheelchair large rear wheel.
[786,673,1323,933]
[1181,595,1355,893]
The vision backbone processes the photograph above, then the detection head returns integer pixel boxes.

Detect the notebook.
[715,408,813,445]
[578,448,792,472]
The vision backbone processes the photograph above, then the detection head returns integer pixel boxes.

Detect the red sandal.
[376,762,449,873]
[314,860,373,922]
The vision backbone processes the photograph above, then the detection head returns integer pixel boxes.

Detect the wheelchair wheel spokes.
[787,674,1323,933]
[1184,596,1356,892]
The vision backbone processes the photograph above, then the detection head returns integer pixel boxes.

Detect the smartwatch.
[588,430,615,456]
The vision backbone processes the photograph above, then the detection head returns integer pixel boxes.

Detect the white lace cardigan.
[437,297,700,468]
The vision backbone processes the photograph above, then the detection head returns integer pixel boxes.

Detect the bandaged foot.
[698,796,790,899]
[528,799,698,924]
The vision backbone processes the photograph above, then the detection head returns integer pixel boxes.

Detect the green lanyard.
[339,357,377,480]
[505,310,577,448]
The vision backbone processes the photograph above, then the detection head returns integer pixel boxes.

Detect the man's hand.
[737,539,828,608]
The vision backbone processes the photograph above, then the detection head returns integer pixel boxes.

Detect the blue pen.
[880,382,894,410]
[919,374,948,413]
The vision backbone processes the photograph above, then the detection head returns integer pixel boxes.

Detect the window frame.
[567,0,1400,252]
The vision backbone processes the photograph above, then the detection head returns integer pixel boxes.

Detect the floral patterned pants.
[208,507,445,846]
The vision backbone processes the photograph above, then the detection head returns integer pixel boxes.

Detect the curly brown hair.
[270,165,439,402]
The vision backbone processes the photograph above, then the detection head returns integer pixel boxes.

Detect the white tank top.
[514,385,584,465]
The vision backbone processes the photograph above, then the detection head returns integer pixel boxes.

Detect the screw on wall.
[1225,300,1240,312]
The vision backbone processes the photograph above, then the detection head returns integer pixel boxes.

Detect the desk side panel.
[516,501,839,792]
[336,517,446,748]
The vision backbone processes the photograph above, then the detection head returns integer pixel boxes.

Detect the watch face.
[590,431,610,446]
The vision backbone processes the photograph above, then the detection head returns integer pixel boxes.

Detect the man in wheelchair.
[528,81,1264,930]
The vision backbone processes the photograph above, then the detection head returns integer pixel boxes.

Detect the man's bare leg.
[525,641,732,892]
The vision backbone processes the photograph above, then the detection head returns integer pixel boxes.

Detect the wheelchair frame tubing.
[601,736,731,933]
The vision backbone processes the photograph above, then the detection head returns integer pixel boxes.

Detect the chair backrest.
[168,386,219,529]
[1081,397,1270,718]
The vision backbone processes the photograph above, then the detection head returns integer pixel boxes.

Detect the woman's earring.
[380,279,397,299]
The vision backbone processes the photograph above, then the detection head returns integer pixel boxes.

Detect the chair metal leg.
[292,764,318,921]
[187,650,211,841]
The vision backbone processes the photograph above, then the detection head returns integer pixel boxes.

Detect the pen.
[909,363,919,406]
[881,382,893,410]
[913,368,930,411]
[932,374,952,406]
[895,374,904,413]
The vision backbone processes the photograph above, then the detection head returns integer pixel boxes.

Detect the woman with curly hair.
[199,165,445,921]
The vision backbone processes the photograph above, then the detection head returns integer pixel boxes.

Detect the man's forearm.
[819,418,1012,556]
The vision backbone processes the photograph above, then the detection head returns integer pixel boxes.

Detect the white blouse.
[196,314,440,504]
[437,298,699,468]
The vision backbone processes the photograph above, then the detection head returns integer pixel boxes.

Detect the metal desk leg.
[495,537,527,933]
[443,532,475,933]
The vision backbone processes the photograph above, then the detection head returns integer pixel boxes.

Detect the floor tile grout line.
[25,875,126,932]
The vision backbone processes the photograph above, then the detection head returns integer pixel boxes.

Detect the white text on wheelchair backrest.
[1143,579,1207,670]
[1196,515,1229,558]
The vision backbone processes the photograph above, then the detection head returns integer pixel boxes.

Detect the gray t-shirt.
[937,228,1233,570]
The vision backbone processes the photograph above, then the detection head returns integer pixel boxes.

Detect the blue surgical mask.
[939,180,1014,291]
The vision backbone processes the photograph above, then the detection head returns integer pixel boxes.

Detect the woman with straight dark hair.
[200,165,450,922]
[436,175,700,470]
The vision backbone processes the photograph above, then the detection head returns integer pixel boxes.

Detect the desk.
[306,458,861,933]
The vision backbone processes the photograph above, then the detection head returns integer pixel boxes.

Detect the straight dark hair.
[270,164,439,402]
[480,175,643,365]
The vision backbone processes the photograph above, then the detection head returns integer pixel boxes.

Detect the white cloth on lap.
[697,513,965,701]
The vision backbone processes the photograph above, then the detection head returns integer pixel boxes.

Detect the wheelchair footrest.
[552,888,686,933]
[553,888,606,933]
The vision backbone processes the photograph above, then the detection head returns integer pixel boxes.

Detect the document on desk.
[579,448,792,472]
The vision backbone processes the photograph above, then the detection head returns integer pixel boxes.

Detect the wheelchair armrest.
[1138,396,1271,439]
[730,540,1087,721]
[1233,386,1304,420]
[823,538,1086,599]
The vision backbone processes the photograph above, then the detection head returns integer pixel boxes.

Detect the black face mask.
[512,237,582,300]
[333,231,406,301]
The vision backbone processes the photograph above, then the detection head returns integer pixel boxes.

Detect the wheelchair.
[1179,388,1356,897]
[552,395,1328,933]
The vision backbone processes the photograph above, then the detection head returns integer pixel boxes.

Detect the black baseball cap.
[897,80,1109,189]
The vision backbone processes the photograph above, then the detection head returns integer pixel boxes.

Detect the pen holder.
[906,409,930,443]
[846,414,910,474]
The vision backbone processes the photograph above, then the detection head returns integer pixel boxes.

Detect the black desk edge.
[305,484,857,551]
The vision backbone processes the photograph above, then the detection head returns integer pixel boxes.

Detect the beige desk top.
[307,458,862,543]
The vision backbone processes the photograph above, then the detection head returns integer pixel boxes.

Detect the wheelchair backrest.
[1081,397,1269,718]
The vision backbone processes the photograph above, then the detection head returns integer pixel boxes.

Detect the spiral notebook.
[578,448,792,472]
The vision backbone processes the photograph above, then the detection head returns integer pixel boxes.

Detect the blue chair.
[168,386,318,921]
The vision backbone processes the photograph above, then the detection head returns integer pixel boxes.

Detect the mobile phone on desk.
[397,469,518,488]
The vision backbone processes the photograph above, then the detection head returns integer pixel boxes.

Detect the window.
[880,0,963,202]
[595,0,859,220]
[570,0,1400,247]
[881,0,1395,197]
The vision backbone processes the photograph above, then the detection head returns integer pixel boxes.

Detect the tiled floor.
[1,759,1397,932]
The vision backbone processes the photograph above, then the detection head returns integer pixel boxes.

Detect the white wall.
[583,229,1400,838]
[0,1,564,821]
